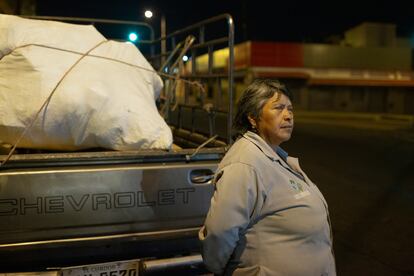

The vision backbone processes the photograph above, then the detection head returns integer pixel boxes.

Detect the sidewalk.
[294,110,414,143]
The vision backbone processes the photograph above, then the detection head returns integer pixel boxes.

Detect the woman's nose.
[283,109,293,120]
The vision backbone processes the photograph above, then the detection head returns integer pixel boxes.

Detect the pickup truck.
[0,13,234,274]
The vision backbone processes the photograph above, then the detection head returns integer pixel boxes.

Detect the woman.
[199,79,336,275]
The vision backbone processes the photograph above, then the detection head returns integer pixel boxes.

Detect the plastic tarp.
[0,14,172,151]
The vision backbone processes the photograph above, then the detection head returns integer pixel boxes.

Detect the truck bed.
[0,12,234,272]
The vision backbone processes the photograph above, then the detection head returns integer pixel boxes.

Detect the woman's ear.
[248,115,257,130]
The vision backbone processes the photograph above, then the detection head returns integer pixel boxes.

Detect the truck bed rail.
[0,147,225,170]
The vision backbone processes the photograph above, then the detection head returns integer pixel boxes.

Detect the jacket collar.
[242,131,288,162]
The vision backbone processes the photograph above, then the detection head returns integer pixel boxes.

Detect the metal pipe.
[164,14,232,40]
[140,254,203,274]
[22,15,154,33]
[161,14,167,66]
[227,15,235,145]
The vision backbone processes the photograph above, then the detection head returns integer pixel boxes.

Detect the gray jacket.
[199,131,336,276]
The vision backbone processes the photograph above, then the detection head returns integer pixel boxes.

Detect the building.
[188,22,414,115]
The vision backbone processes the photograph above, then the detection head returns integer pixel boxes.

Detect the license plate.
[60,259,139,276]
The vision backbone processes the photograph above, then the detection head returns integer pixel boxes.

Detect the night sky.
[36,0,414,44]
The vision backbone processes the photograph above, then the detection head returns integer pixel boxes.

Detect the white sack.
[0,14,171,151]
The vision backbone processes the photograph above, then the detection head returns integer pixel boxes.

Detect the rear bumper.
[0,227,203,272]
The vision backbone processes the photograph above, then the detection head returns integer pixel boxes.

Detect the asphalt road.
[284,121,414,276]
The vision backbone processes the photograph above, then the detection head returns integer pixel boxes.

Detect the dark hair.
[233,79,292,136]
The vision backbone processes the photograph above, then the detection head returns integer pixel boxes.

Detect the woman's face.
[254,92,294,147]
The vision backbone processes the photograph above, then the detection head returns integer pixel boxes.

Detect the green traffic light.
[128,32,139,42]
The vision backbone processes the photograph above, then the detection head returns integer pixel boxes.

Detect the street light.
[144,9,166,64]
[144,10,153,18]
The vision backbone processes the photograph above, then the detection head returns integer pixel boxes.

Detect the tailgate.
[0,149,223,270]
